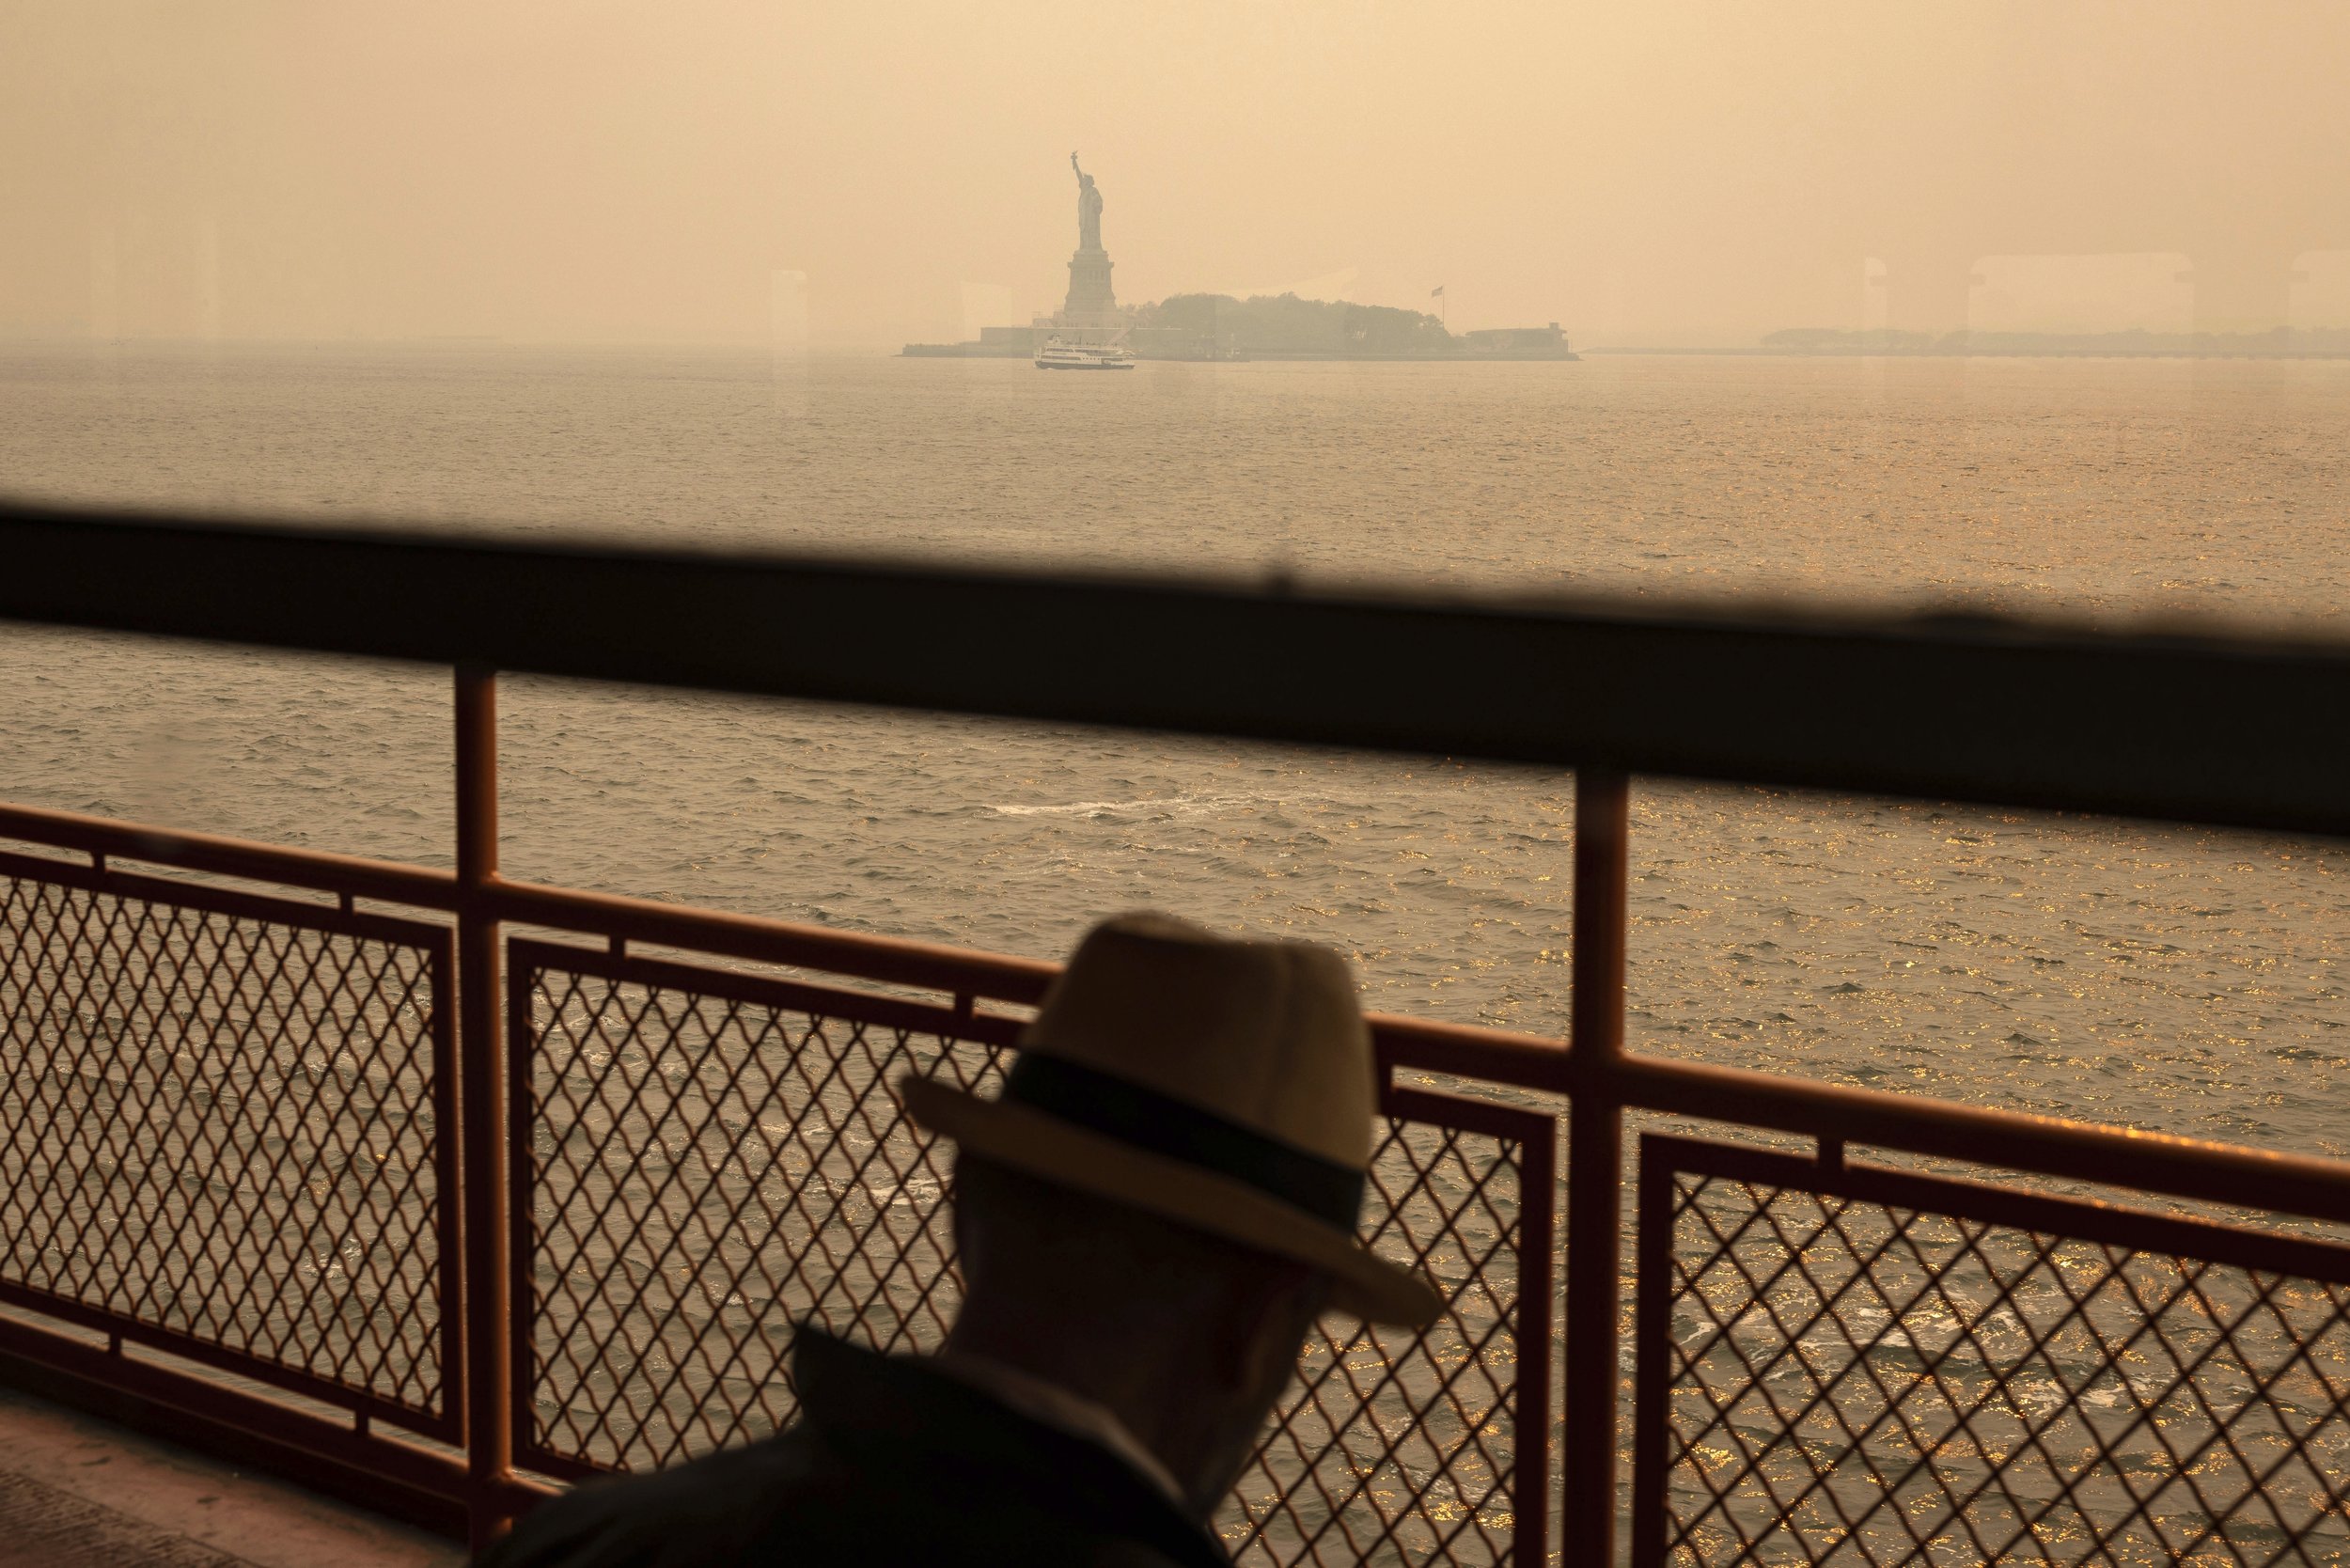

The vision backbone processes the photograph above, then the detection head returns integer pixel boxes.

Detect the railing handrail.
[0,799,462,908]
[1612,1055,2350,1227]
[488,877,1058,1005]
[9,501,2350,838]
[0,799,1061,1001]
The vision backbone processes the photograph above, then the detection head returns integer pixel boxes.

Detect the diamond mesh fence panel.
[0,864,450,1422]
[1640,1137,2350,1568]
[515,944,1014,1475]
[1223,1102,1544,1568]
[515,944,1549,1566]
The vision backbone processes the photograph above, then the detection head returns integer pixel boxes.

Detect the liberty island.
[902,155,1574,361]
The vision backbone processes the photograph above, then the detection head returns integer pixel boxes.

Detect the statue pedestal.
[1062,247,1120,331]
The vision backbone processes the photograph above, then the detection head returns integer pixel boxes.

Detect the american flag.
[1431,285,1446,298]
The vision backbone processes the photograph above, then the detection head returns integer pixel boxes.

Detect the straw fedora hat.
[898,912,1445,1327]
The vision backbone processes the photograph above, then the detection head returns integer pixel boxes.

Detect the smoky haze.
[5,1,2348,350]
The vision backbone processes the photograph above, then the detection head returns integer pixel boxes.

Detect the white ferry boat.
[1034,337,1135,370]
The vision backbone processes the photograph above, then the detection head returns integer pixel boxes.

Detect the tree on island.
[1136,292,1454,354]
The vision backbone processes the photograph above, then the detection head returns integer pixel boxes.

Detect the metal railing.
[1634,1138,2350,1565]
[0,843,456,1433]
[0,781,1554,1565]
[6,505,2350,1565]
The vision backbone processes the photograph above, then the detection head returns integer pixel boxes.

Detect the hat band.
[1000,1053,1367,1231]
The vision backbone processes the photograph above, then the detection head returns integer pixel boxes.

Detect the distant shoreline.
[1586,346,2350,361]
[1678,325,2350,361]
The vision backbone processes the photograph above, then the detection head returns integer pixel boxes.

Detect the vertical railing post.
[1566,767,1631,1566]
[456,667,510,1550]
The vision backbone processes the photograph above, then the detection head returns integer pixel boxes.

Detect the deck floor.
[0,1386,462,1568]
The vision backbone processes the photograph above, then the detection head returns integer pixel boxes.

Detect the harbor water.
[4,343,2344,1152]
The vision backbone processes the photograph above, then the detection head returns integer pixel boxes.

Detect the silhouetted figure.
[477,912,1441,1568]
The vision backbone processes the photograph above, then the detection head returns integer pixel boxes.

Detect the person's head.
[899,912,1444,1516]
[947,1152,1327,1513]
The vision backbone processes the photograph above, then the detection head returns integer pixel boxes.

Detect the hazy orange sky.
[6,2,2348,348]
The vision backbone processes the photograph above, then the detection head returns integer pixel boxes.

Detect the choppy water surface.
[4,343,2344,1151]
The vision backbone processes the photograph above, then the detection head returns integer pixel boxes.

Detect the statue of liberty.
[1072,152,1104,253]
[1059,152,1118,328]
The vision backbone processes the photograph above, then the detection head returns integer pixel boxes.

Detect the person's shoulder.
[473,1426,847,1568]
[475,1426,1216,1568]
[740,1483,1208,1568]
[475,1331,1230,1568]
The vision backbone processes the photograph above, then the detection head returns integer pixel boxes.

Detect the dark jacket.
[476,1330,1229,1568]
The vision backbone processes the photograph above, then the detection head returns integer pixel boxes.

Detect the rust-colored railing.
[1634,1138,2350,1564]
[8,509,2350,1564]
[0,843,458,1432]
[5,694,2350,1566]
[0,690,1564,1564]
[501,934,1551,1565]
